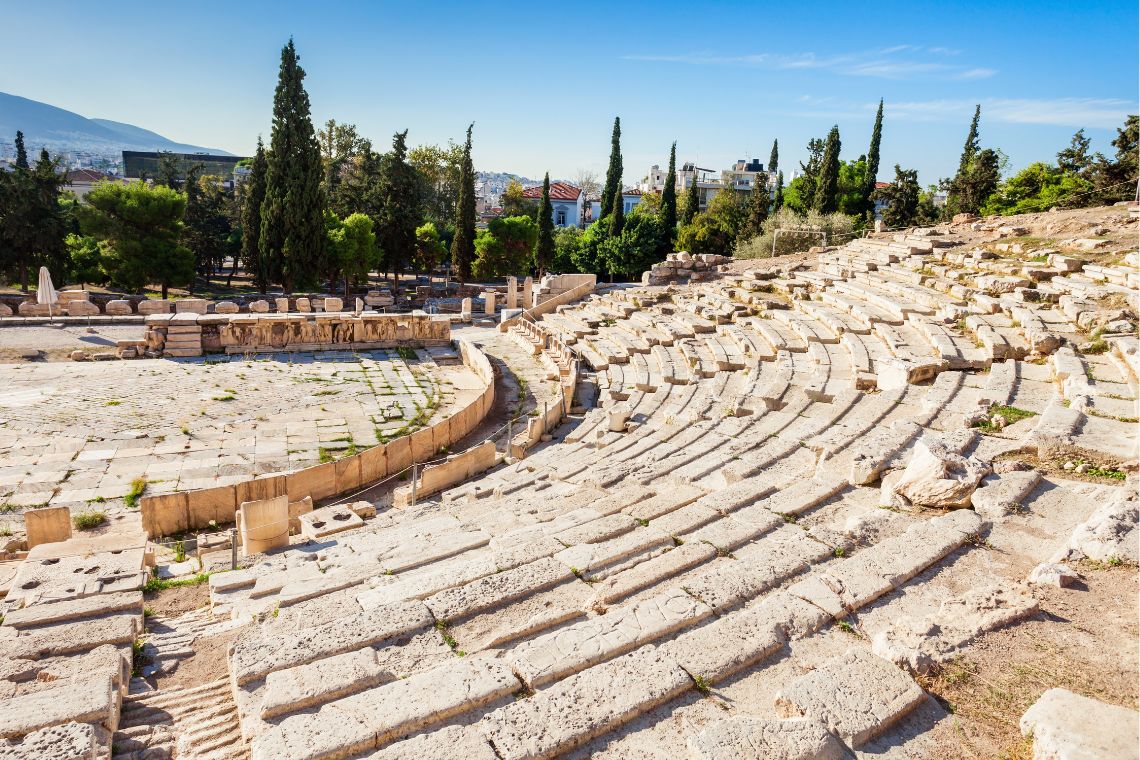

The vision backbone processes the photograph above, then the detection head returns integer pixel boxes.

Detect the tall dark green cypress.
[13,131,28,169]
[376,130,420,289]
[774,171,785,211]
[659,142,677,252]
[600,117,622,220]
[767,139,778,176]
[742,171,770,238]
[957,105,982,177]
[534,172,554,274]
[451,123,476,282]
[681,175,699,226]
[242,138,269,292]
[259,38,326,290]
[813,125,842,213]
[862,99,884,217]
[609,188,625,238]
[946,105,983,217]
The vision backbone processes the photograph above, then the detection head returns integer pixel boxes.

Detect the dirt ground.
[144,581,210,618]
[152,626,242,692]
[920,564,1138,759]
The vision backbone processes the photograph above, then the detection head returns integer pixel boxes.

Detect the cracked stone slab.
[424,557,575,622]
[686,716,845,760]
[775,648,927,747]
[0,722,102,760]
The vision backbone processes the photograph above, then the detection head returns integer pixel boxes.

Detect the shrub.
[73,510,107,530]
[735,208,855,259]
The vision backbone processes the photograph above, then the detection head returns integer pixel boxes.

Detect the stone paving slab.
[687,716,845,760]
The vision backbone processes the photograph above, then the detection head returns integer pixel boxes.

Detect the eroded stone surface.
[1020,688,1139,760]
[686,716,845,760]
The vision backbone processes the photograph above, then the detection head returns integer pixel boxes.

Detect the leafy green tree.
[680,177,699,226]
[409,141,464,227]
[861,99,884,218]
[600,117,623,220]
[599,211,663,279]
[332,212,377,288]
[734,207,854,259]
[534,173,555,274]
[875,165,921,227]
[813,125,842,213]
[677,213,733,256]
[79,182,194,298]
[980,162,1092,216]
[451,123,476,282]
[318,119,367,213]
[472,215,538,279]
[1084,114,1139,204]
[260,38,327,290]
[571,220,607,274]
[836,157,869,217]
[949,147,1002,216]
[156,152,184,189]
[741,170,770,239]
[241,138,269,291]
[552,226,582,273]
[660,142,678,252]
[374,130,421,287]
[13,130,28,169]
[0,145,69,289]
[500,179,535,219]
[66,234,107,286]
[183,171,233,283]
[414,222,447,277]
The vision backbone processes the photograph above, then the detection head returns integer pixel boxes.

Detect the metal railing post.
[230,528,237,570]
[410,463,417,507]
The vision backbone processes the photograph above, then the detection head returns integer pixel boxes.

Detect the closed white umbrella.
[36,266,58,306]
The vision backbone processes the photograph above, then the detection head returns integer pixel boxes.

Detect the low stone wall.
[508,321,580,457]
[143,311,451,358]
[139,337,495,538]
[499,276,596,332]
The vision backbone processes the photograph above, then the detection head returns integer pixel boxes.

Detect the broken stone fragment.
[1027,562,1077,588]
[890,436,991,508]
[1020,688,1140,760]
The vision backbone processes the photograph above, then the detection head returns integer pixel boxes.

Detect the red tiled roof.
[622,188,642,196]
[522,181,581,201]
[65,169,108,183]
[874,181,891,189]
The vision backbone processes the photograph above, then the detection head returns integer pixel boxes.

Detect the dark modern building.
[122,150,248,182]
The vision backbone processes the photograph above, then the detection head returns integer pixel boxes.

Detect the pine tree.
[600,117,623,220]
[14,131,28,169]
[861,99,884,217]
[259,38,327,291]
[742,171,770,239]
[774,171,785,211]
[534,172,554,274]
[451,123,476,283]
[767,139,778,176]
[375,130,421,290]
[813,126,842,213]
[681,176,700,226]
[659,142,678,252]
[609,187,625,238]
[242,138,269,291]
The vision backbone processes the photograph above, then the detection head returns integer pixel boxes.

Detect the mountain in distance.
[0,91,234,156]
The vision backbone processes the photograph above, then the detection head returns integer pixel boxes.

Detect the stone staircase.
[111,679,245,760]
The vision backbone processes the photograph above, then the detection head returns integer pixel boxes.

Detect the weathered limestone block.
[298,505,365,540]
[248,300,270,313]
[174,298,208,314]
[239,495,289,556]
[775,648,926,747]
[509,587,710,687]
[324,297,343,312]
[251,657,518,760]
[365,725,498,760]
[136,300,171,315]
[65,300,99,316]
[3,590,142,629]
[296,297,311,312]
[890,435,990,508]
[0,302,12,317]
[971,470,1041,519]
[104,299,132,316]
[1020,688,1139,760]
[423,556,573,622]
[687,717,844,760]
[1053,494,1138,564]
[214,301,240,314]
[22,506,73,548]
[260,647,389,719]
[0,674,117,738]
[478,646,691,760]
[1027,562,1078,588]
[275,297,290,313]
[0,722,102,760]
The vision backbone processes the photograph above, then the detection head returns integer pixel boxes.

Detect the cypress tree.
[659,142,678,252]
[862,99,884,217]
[813,125,842,213]
[767,138,778,176]
[742,171,770,238]
[681,175,699,226]
[600,117,622,220]
[609,187,625,238]
[451,123,476,283]
[242,138,269,292]
[14,131,28,169]
[259,38,326,291]
[957,105,982,177]
[774,171,785,211]
[947,105,983,217]
[534,172,554,274]
[375,130,421,290]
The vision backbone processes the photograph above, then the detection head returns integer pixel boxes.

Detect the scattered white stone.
[890,435,991,508]
[1027,562,1078,588]
[1020,688,1139,760]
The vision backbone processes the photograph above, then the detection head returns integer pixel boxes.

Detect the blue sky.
[2,0,1136,186]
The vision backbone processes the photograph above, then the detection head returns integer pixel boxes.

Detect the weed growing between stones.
[73,510,107,530]
[124,477,148,509]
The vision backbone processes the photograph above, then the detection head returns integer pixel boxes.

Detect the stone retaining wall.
[138,338,495,538]
[499,276,596,332]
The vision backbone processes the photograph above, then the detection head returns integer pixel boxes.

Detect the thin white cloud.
[889,98,1135,128]
[622,45,994,81]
